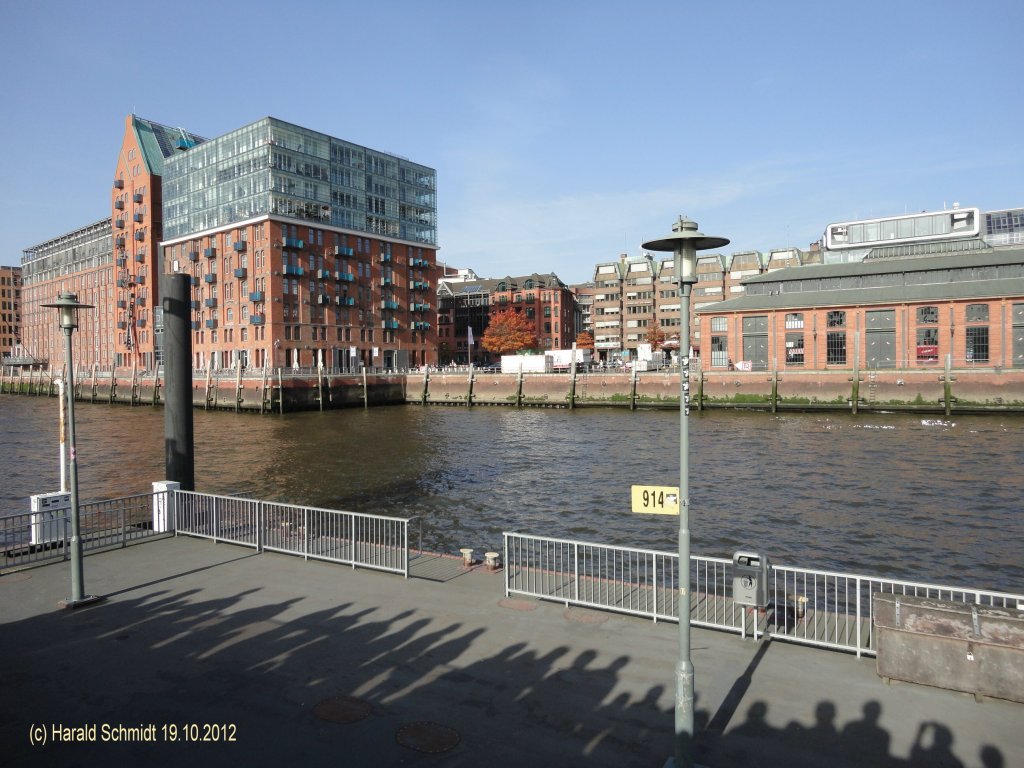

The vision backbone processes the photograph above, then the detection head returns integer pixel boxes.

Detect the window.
[917,306,938,324]
[827,311,846,328]
[785,313,804,329]
[710,317,728,333]
[826,331,847,364]
[711,335,728,367]
[916,328,939,363]
[965,327,989,363]
[785,332,804,366]
[966,304,989,323]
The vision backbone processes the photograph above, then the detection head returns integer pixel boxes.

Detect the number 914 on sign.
[631,485,680,515]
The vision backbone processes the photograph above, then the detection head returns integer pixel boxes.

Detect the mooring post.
[161,273,195,491]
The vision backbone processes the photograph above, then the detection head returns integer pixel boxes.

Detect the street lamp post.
[642,216,729,768]
[41,292,101,609]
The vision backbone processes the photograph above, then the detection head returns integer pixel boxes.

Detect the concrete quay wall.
[6,365,1024,413]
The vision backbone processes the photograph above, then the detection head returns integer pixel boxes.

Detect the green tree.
[482,309,538,356]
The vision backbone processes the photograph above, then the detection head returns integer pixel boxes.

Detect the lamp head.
[41,292,95,330]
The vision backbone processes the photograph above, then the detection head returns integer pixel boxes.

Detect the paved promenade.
[1,536,1020,767]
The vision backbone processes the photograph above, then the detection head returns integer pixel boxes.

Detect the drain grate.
[313,696,373,725]
[395,721,461,753]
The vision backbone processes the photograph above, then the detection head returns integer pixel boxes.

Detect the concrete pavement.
[1,536,1019,767]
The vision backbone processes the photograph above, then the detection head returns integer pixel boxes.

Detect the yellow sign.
[631,485,680,515]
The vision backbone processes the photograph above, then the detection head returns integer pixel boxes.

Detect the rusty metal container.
[873,593,1024,703]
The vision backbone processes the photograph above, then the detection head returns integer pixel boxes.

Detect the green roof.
[132,116,205,176]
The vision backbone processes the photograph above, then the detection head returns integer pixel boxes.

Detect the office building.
[0,265,22,362]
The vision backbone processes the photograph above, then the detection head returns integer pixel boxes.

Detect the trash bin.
[733,551,771,608]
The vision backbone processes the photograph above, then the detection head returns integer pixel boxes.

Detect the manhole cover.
[0,572,32,584]
[313,696,373,724]
[396,721,461,753]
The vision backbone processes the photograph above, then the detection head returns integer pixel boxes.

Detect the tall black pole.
[161,273,194,490]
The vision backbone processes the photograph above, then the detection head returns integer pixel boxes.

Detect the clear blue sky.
[1,1,1021,283]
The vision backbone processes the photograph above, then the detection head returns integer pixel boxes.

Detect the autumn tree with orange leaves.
[575,331,594,350]
[646,324,666,350]
[481,309,538,355]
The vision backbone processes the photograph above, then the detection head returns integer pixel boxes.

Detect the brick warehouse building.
[695,214,1024,373]
[0,266,21,361]
[20,115,438,373]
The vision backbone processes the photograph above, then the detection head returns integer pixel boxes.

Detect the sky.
[1,0,1021,284]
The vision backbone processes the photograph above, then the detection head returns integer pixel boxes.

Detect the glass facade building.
[162,117,436,246]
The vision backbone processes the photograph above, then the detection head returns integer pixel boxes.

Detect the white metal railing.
[174,491,415,577]
[504,532,1024,657]
[0,492,169,572]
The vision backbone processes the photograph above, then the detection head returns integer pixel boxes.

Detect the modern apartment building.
[20,114,438,373]
[0,266,22,362]
[160,117,439,371]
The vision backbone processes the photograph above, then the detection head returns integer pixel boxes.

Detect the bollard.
[484,551,501,571]
[460,548,475,567]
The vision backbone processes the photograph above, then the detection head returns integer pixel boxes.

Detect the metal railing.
[504,532,1024,657]
[173,491,416,577]
[1,492,169,572]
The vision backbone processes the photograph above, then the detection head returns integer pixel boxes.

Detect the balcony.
[281,237,304,249]
[381,299,399,310]
[117,300,127,309]
[115,218,125,229]
[134,275,145,286]
[205,319,217,330]
[334,245,354,257]
[234,267,247,279]
[204,247,216,258]
[335,271,354,282]
[249,315,265,326]
[204,298,218,308]
[336,296,355,306]
[316,294,330,305]
[380,277,392,287]
[117,278,128,288]
[133,192,143,204]
[190,300,200,310]
[115,236,126,248]
[114,200,124,210]
[187,251,198,261]
[117,321,126,330]
[382,320,399,330]
[137,318,146,328]
[116,257,126,268]
[190,276,199,286]
[413,321,431,331]
[413,302,431,312]
[381,253,392,262]
[249,290,264,303]
[316,268,331,280]
[233,241,247,252]
[133,212,144,223]
[284,264,304,277]
[412,280,430,291]
[204,274,217,284]
[134,231,145,241]
[113,179,124,189]
[191,321,200,331]
[135,253,146,263]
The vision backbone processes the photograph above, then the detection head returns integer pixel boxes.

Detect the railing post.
[573,542,579,604]
[653,554,659,623]
[121,504,127,548]
[213,496,219,542]
[303,507,309,561]
[256,501,263,553]
[63,514,70,562]
[503,534,510,597]
[856,577,863,658]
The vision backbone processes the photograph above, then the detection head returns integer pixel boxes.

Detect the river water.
[1,396,1021,593]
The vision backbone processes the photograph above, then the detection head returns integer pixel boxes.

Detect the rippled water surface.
[2,396,1021,592]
